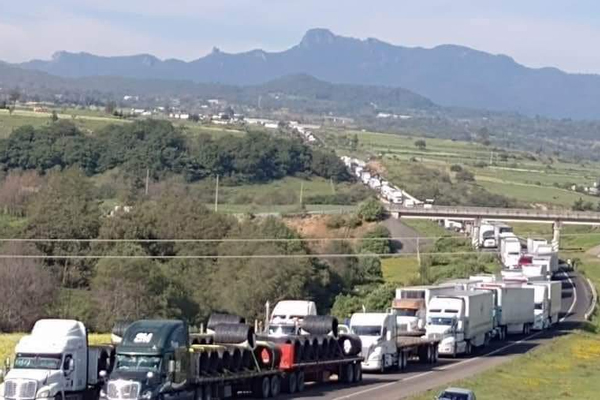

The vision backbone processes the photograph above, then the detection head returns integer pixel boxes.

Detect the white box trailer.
[529,281,562,327]
[501,236,522,269]
[392,285,455,333]
[425,290,495,356]
[477,283,535,338]
[479,222,496,248]
[527,238,548,253]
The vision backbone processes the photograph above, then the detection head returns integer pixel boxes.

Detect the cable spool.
[338,334,361,356]
[293,339,303,363]
[212,323,256,349]
[302,338,313,361]
[311,337,320,360]
[300,315,339,337]
[198,352,210,374]
[328,337,339,358]
[318,336,330,359]
[207,313,245,331]
[230,348,242,372]
[207,351,220,374]
[219,349,231,372]
[241,349,254,370]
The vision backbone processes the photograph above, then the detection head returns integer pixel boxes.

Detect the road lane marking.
[333,273,580,400]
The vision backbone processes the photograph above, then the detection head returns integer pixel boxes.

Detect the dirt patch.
[283,215,376,253]
[367,160,387,176]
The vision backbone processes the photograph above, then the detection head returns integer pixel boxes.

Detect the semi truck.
[391,285,455,334]
[479,222,496,248]
[0,319,114,400]
[425,291,495,357]
[500,236,522,269]
[528,281,562,329]
[349,313,440,373]
[477,283,535,339]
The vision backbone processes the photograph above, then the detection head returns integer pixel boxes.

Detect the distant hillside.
[16,28,600,119]
[0,63,434,114]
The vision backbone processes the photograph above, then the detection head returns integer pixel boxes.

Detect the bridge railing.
[387,205,600,221]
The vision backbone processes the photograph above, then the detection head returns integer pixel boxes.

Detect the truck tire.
[282,372,298,394]
[465,342,472,356]
[345,363,355,383]
[252,377,271,399]
[433,347,439,363]
[297,370,306,392]
[270,375,281,397]
[353,363,362,383]
[428,345,435,363]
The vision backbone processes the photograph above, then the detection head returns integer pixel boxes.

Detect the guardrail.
[388,205,600,224]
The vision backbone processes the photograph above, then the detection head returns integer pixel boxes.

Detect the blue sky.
[2,0,600,73]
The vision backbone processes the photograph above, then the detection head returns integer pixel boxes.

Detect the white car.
[437,387,476,400]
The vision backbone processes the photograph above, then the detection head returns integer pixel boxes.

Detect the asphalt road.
[287,270,591,400]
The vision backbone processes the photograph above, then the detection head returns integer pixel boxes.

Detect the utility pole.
[299,182,304,206]
[214,175,219,212]
[489,151,494,166]
[145,168,150,195]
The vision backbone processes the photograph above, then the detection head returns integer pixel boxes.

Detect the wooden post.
[214,175,219,212]
[145,168,150,195]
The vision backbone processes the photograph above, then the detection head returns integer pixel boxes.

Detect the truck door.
[63,354,75,391]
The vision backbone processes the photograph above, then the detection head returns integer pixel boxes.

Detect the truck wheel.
[433,347,439,363]
[252,377,271,399]
[297,370,306,392]
[353,363,362,382]
[195,387,203,400]
[428,345,435,363]
[270,375,281,397]
[284,372,298,394]
[465,342,472,356]
[345,363,355,383]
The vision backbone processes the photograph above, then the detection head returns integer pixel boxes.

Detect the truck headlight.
[369,346,382,359]
[99,389,107,398]
[37,389,51,398]
[141,391,153,399]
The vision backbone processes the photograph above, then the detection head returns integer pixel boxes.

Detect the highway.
[285,270,592,400]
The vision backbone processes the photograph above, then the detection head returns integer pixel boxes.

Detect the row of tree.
[0,168,389,332]
[0,120,350,184]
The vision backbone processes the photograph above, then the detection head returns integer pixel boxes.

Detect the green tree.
[357,198,387,222]
[26,168,101,286]
[51,110,59,122]
[104,101,117,114]
[414,139,426,150]
[455,169,475,182]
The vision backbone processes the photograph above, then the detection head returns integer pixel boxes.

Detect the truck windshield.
[351,325,381,336]
[429,317,455,326]
[116,355,162,372]
[396,309,417,317]
[268,325,297,335]
[14,354,62,370]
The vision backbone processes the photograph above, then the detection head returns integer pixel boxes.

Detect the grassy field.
[382,257,420,285]
[324,128,600,208]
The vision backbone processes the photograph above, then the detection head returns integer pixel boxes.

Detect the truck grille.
[4,380,37,400]
[361,346,370,358]
[107,380,141,400]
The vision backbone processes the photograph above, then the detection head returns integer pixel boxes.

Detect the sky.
[2,0,600,73]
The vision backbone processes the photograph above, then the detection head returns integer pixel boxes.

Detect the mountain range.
[10,28,600,119]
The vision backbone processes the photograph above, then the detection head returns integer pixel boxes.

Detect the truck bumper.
[437,343,456,355]
[361,358,383,372]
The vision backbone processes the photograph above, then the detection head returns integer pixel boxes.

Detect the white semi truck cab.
[425,291,494,357]
[349,313,396,372]
[0,319,113,400]
[267,300,317,337]
[392,285,455,334]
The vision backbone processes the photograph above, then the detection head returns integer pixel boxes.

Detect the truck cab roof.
[118,320,187,355]
[16,319,86,354]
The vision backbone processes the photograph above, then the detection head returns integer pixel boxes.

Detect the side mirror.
[146,371,155,380]
[68,359,75,372]
[4,357,10,369]
[99,370,107,379]
[385,330,392,341]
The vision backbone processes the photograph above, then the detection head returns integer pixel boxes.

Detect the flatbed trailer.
[274,341,363,394]
[396,335,441,370]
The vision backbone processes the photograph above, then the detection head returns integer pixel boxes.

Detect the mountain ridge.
[13,28,600,119]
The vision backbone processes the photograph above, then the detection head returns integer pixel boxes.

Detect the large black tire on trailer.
[207,313,245,331]
[218,349,231,372]
[293,339,303,363]
[311,337,321,360]
[353,363,362,383]
[242,349,254,371]
[230,348,242,372]
[302,338,313,361]
[198,352,210,374]
[301,315,339,337]
[252,376,271,399]
[338,334,362,356]
[201,384,211,400]
[207,351,220,374]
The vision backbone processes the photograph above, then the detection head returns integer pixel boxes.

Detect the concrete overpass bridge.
[387,205,600,250]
